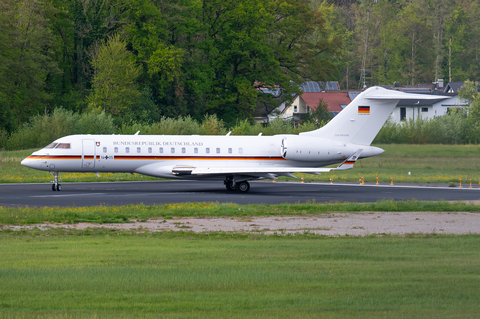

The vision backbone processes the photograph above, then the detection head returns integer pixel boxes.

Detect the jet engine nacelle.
[281,136,363,162]
[281,136,336,162]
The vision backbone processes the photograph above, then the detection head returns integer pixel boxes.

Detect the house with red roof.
[274,91,356,125]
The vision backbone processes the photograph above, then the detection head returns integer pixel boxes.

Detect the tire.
[52,184,56,191]
[56,184,62,191]
[237,181,250,193]
[225,181,237,191]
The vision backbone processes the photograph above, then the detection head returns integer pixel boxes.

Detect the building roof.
[300,81,340,92]
[443,82,466,94]
[301,91,351,112]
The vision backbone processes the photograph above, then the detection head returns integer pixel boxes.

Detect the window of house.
[171,148,175,154]
[216,148,220,154]
[103,147,107,153]
[228,148,232,154]
[294,105,298,112]
[114,147,118,153]
[340,104,347,109]
[148,147,152,153]
[400,107,406,121]
[126,147,130,153]
[421,107,428,112]
[206,148,210,154]
[137,147,141,153]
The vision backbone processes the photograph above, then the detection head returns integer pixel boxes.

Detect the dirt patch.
[3,212,480,236]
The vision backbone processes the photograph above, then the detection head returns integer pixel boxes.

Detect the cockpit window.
[45,143,58,149]
[56,143,71,149]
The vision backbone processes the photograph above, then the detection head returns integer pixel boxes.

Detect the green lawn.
[2,144,479,184]
[1,201,479,225]
[0,232,479,318]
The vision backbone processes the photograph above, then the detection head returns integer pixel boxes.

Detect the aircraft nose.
[21,157,36,169]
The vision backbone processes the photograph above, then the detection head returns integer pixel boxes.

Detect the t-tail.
[301,86,446,146]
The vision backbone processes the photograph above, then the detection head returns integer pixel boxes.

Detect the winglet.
[333,149,363,171]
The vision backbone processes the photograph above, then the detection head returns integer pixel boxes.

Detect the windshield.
[44,142,71,149]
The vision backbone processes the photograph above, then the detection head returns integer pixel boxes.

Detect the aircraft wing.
[175,166,333,175]
[135,150,363,178]
[173,150,363,176]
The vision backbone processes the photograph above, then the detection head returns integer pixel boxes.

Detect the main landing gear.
[224,179,250,193]
[50,172,62,191]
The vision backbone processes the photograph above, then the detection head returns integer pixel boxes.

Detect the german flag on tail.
[358,106,370,114]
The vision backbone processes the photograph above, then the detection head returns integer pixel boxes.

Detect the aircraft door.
[82,139,96,169]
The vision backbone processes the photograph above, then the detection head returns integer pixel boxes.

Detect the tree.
[458,80,480,141]
[303,98,332,127]
[87,34,142,119]
[0,0,60,131]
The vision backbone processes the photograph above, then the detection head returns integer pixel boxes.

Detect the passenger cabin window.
[206,148,210,154]
[56,143,71,149]
[159,147,163,153]
[228,148,232,154]
[194,148,198,154]
[45,143,58,149]
[239,148,243,154]
[103,147,107,153]
[126,147,130,153]
[171,148,175,154]
[137,147,141,153]
[148,147,152,153]
[114,147,118,153]
[182,147,186,154]
[216,148,220,154]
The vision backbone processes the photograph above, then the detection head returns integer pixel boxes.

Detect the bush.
[374,110,477,144]
[4,109,117,150]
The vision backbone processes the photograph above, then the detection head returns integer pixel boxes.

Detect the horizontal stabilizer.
[332,149,363,171]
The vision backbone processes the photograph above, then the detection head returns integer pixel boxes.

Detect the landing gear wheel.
[237,181,250,193]
[51,171,61,191]
[225,181,237,191]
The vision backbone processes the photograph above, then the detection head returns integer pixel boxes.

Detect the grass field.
[0,231,479,318]
[1,201,479,225]
[1,144,480,184]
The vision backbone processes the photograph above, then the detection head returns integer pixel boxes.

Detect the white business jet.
[21,87,445,192]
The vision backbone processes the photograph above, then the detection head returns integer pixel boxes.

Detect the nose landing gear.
[50,172,62,191]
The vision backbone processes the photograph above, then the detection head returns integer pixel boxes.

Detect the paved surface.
[6,212,479,235]
[1,180,479,207]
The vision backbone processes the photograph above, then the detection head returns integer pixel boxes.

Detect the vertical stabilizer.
[300,86,447,146]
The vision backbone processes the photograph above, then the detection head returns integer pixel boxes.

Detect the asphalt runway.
[1,180,479,207]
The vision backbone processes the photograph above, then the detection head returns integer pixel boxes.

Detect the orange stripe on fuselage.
[113,156,287,161]
[27,155,82,160]
[26,155,287,161]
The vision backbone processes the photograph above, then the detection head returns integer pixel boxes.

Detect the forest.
[0,0,479,143]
